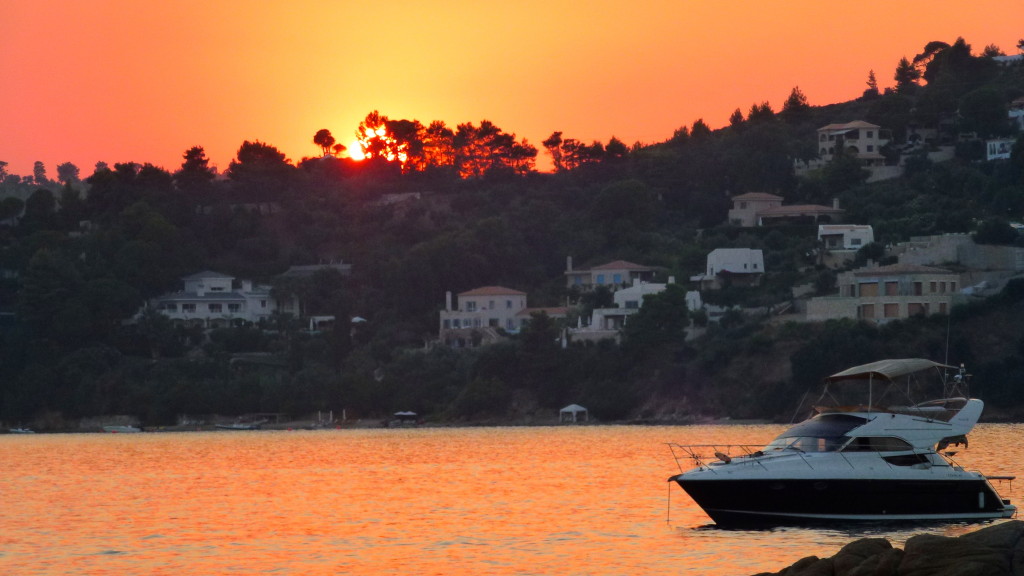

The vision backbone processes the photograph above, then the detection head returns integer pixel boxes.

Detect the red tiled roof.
[731,192,784,201]
[459,286,526,296]
[590,260,652,271]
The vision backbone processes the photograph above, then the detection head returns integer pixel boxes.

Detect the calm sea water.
[1,424,1021,575]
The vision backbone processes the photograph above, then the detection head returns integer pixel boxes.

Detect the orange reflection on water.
[1,424,1019,575]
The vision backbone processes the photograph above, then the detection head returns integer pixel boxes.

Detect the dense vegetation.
[2,37,1024,428]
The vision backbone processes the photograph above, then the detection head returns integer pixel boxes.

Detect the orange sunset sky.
[1,0,1021,177]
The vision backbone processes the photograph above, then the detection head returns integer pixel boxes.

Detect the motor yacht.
[668,359,1016,527]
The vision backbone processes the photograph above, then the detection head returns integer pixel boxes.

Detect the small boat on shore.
[8,427,35,434]
[668,359,1016,527]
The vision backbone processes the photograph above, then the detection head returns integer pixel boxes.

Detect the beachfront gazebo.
[559,404,588,423]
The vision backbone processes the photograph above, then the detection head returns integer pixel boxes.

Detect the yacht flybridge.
[668,359,1016,527]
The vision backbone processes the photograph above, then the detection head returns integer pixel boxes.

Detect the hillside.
[1,38,1024,429]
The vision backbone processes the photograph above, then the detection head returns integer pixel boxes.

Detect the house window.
[819,134,826,142]
[506,319,514,330]
[161,303,177,312]
[506,300,512,309]
[884,282,898,296]
[951,281,957,291]
[939,282,946,293]
[753,263,758,270]
[489,300,495,309]
[613,274,622,284]
[261,300,267,308]
[573,276,582,285]
[859,282,879,297]
[859,304,875,319]
[474,318,482,328]
[443,319,451,329]
[625,300,639,309]
[913,282,923,296]
[929,282,937,293]
[883,303,899,318]
[867,131,874,138]
[866,145,874,152]
[182,303,196,313]
[467,302,477,312]
[939,303,948,314]
[908,303,927,316]
[596,274,605,284]
[209,303,222,313]
[228,303,240,313]
[739,201,748,209]
[489,318,499,327]
[851,238,861,246]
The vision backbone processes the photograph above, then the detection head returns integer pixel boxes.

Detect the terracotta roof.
[819,120,880,131]
[732,192,784,201]
[590,260,652,271]
[516,307,568,317]
[459,286,526,296]
[853,263,953,276]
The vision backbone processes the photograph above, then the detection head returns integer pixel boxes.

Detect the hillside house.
[818,224,874,250]
[728,193,844,227]
[571,279,700,343]
[439,286,565,347]
[149,271,298,328]
[806,263,963,324]
[987,138,1015,161]
[564,257,656,291]
[817,121,890,166]
[691,248,764,290]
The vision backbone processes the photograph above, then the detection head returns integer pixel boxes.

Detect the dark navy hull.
[674,477,1011,527]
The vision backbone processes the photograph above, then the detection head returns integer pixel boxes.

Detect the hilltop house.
[817,121,891,166]
[438,286,566,347]
[806,263,963,324]
[691,248,765,290]
[149,271,299,328]
[564,257,656,291]
[727,192,844,227]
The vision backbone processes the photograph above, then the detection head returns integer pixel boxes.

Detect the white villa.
[691,248,765,290]
[818,224,874,251]
[150,271,299,328]
[571,279,700,343]
[439,286,567,347]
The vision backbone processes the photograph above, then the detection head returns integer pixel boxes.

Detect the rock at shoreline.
[751,520,1024,576]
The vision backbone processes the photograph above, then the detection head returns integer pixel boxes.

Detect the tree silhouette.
[313,129,337,156]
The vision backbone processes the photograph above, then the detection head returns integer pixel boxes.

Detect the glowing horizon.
[0,1,1020,178]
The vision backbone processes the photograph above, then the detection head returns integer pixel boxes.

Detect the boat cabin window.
[841,436,913,452]
[764,414,867,453]
[882,453,930,466]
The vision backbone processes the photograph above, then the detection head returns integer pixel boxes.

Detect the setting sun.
[347,140,365,161]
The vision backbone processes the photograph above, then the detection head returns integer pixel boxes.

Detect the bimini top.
[825,359,957,383]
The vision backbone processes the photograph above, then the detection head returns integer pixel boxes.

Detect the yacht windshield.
[764,414,867,453]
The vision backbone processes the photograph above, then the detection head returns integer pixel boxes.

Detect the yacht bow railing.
[667,443,769,472]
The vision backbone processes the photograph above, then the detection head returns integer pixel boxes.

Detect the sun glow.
[347,140,365,161]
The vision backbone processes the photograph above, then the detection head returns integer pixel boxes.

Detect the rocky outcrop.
[752,521,1024,576]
